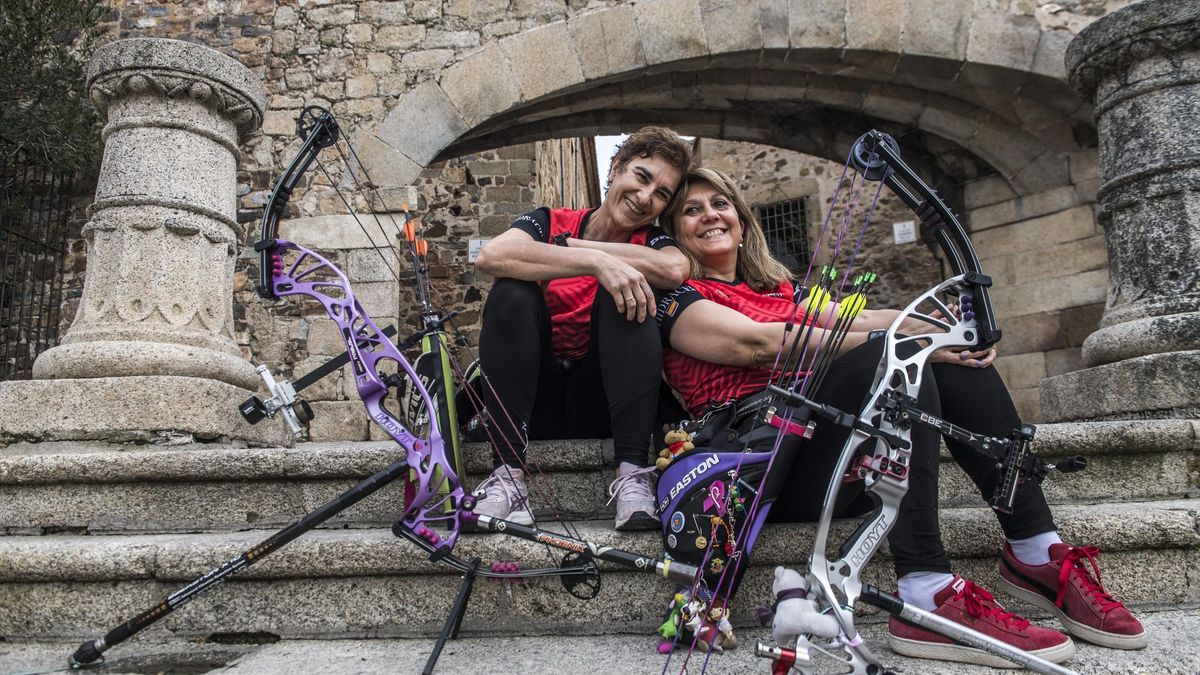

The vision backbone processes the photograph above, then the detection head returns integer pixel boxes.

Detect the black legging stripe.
[479,278,659,468]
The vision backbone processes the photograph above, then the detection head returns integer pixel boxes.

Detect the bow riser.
[269,239,465,551]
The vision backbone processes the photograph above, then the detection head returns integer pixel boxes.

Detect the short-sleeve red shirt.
[657,278,807,415]
[510,207,675,359]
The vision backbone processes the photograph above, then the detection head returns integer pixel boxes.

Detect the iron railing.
[0,141,76,380]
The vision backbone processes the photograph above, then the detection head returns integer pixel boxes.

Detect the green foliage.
[0,0,105,173]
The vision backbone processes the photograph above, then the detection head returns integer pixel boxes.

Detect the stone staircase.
[0,421,1196,654]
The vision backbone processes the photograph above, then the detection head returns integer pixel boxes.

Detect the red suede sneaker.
[998,543,1148,649]
[888,575,1074,668]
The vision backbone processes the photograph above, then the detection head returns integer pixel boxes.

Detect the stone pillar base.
[1041,350,1200,423]
[0,376,293,447]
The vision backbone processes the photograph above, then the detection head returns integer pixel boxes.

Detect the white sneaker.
[607,462,659,531]
[471,466,534,525]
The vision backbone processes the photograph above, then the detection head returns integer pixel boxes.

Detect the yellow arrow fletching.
[837,292,868,319]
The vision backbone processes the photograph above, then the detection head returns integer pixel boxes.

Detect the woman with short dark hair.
[472,127,694,531]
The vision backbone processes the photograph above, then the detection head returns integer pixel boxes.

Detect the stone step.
[1,420,1194,535]
[6,605,1200,675]
[1,500,1195,641]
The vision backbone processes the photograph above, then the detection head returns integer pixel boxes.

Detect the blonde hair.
[664,167,792,291]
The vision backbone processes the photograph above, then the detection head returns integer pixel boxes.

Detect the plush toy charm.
[656,592,688,652]
[766,566,841,645]
[656,427,695,470]
[705,606,738,652]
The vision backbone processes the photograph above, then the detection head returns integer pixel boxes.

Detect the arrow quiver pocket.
[656,403,809,599]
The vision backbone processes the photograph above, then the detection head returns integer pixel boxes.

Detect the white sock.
[1008,531,1062,565]
[897,571,956,611]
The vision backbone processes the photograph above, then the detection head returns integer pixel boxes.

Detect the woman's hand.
[931,346,997,368]
[593,253,655,322]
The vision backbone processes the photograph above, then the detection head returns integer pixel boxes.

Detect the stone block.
[1008,153,1071,195]
[1008,235,1108,283]
[917,99,985,146]
[1041,350,1200,422]
[440,44,520,127]
[366,52,394,74]
[760,0,789,49]
[568,6,646,80]
[965,5,1040,72]
[699,0,762,54]
[376,24,425,50]
[901,0,969,60]
[378,82,468,167]
[963,175,1018,211]
[1031,28,1071,80]
[787,0,846,50]
[1062,303,1104,347]
[861,82,925,126]
[1069,148,1100,185]
[400,48,454,71]
[354,281,399,319]
[993,351,1046,390]
[633,0,707,65]
[446,0,507,22]
[968,185,1081,231]
[307,318,345,356]
[1008,386,1041,424]
[425,30,480,49]
[262,109,294,136]
[845,0,902,53]
[969,206,1095,255]
[359,1,407,23]
[346,23,374,45]
[998,311,1069,355]
[500,23,584,103]
[307,401,369,441]
[1045,347,1085,378]
[346,131,424,190]
[292,355,341,402]
[348,247,401,284]
[285,215,384,249]
[307,5,355,28]
[0,377,292,447]
[990,269,1107,318]
[345,74,376,98]
[274,5,299,27]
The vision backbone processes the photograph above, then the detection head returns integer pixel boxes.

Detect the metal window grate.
[755,197,809,271]
[1,141,76,380]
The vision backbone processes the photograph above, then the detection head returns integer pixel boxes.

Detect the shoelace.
[475,471,528,510]
[606,465,657,507]
[1057,545,1123,611]
[956,580,1031,630]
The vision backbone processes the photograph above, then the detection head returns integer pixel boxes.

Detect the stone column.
[0,38,288,446]
[1041,1,1200,422]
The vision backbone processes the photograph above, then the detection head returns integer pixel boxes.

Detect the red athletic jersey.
[657,278,807,415]
[511,207,675,359]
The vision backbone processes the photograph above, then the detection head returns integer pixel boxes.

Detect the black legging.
[769,338,1056,577]
[478,278,660,468]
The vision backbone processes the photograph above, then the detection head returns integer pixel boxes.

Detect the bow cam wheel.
[559,551,601,600]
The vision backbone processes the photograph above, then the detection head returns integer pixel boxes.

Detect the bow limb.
[263,239,465,553]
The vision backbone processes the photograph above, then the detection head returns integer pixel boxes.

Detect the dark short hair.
[610,126,693,176]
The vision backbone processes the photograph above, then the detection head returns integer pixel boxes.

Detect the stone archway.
[364,0,1103,422]
[372,0,1090,197]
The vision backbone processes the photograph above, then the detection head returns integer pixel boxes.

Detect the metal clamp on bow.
[238,364,313,436]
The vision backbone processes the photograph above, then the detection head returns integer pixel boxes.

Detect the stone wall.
[963,162,1106,421]
[694,138,944,311]
[40,0,1149,430]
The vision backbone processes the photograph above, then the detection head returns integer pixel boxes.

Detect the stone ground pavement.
[3,605,1198,675]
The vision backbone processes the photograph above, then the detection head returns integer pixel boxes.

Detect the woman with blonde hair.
[655,167,1145,667]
